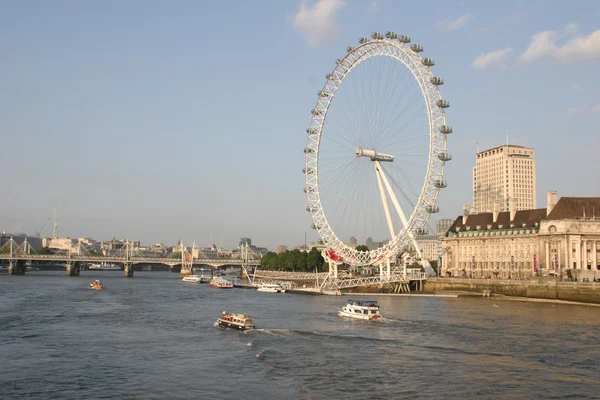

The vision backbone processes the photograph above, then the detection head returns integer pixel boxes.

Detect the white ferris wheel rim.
[304,33,451,267]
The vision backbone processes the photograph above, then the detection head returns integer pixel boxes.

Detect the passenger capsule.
[304,147,314,154]
[306,127,319,135]
[425,205,440,213]
[326,73,338,81]
[422,58,435,67]
[335,58,343,65]
[304,186,315,193]
[385,31,397,39]
[439,125,452,134]
[303,167,314,174]
[434,179,447,189]
[410,44,424,52]
[415,227,428,235]
[398,35,411,43]
[430,76,444,85]
[436,99,450,108]
[346,46,354,53]
[318,90,330,97]
[306,206,317,212]
[311,109,324,115]
[358,37,369,44]
[371,32,383,40]
[437,151,452,161]
[311,223,321,230]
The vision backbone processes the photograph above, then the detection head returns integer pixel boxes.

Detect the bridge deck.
[0,254,259,266]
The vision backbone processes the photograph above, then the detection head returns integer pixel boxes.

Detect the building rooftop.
[547,197,600,220]
[446,208,547,235]
[476,143,529,156]
[445,196,600,236]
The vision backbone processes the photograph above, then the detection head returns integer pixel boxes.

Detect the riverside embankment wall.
[424,278,600,304]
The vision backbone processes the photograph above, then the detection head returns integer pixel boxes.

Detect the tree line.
[260,247,326,272]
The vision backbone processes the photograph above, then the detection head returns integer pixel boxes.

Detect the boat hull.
[338,311,381,320]
[90,286,102,290]
[210,283,233,289]
[257,288,285,293]
[217,319,254,331]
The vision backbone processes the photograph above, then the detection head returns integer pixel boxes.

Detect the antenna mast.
[53,208,58,238]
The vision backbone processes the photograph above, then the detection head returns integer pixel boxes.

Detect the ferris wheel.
[303,31,452,268]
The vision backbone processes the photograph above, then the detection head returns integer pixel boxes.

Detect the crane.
[35,217,52,237]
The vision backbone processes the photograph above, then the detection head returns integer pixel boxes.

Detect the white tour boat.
[257,283,286,293]
[181,275,202,283]
[338,300,382,320]
[216,311,255,331]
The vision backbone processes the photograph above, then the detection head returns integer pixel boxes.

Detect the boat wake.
[251,328,401,343]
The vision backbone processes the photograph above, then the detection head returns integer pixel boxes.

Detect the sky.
[1,0,599,250]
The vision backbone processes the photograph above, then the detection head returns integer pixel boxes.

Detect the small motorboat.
[338,300,382,320]
[209,276,233,289]
[257,283,285,293]
[89,279,103,290]
[216,311,255,331]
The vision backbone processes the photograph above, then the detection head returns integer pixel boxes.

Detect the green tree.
[355,245,369,252]
[290,249,307,271]
[275,251,289,271]
[307,247,325,272]
[260,252,277,269]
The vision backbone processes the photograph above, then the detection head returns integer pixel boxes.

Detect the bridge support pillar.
[124,263,134,278]
[66,262,80,276]
[8,260,26,275]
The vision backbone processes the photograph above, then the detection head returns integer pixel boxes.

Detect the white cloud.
[564,23,578,35]
[520,25,600,63]
[437,13,472,32]
[368,0,380,13]
[472,47,513,70]
[291,0,347,47]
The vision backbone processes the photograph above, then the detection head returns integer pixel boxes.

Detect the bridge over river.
[0,239,259,277]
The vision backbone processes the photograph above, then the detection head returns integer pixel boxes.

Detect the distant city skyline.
[1,1,599,250]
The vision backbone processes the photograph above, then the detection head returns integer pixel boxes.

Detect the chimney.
[469,206,476,215]
[493,202,500,223]
[510,199,517,222]
[462,204,469,225]
[546,191,557,216]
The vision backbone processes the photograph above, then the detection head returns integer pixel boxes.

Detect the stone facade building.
[441,192,600,281]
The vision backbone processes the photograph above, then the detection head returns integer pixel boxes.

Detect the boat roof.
[347,300,379,305]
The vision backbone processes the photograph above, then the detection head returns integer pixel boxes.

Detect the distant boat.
[88,262,121,271]
[182,275,202,283]
[338,300,382,320]
[257,283,285,293]
[216,311,255,331]
[89,279,103,290]
[210,276,233,289]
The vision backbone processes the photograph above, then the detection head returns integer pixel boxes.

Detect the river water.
[0,271,598,399]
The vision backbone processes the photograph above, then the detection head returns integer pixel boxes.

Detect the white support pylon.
[375,160,426,263]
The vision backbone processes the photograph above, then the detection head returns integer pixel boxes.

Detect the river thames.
[0,271,598,399]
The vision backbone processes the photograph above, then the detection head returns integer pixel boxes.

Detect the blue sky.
[1,0,599,250]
